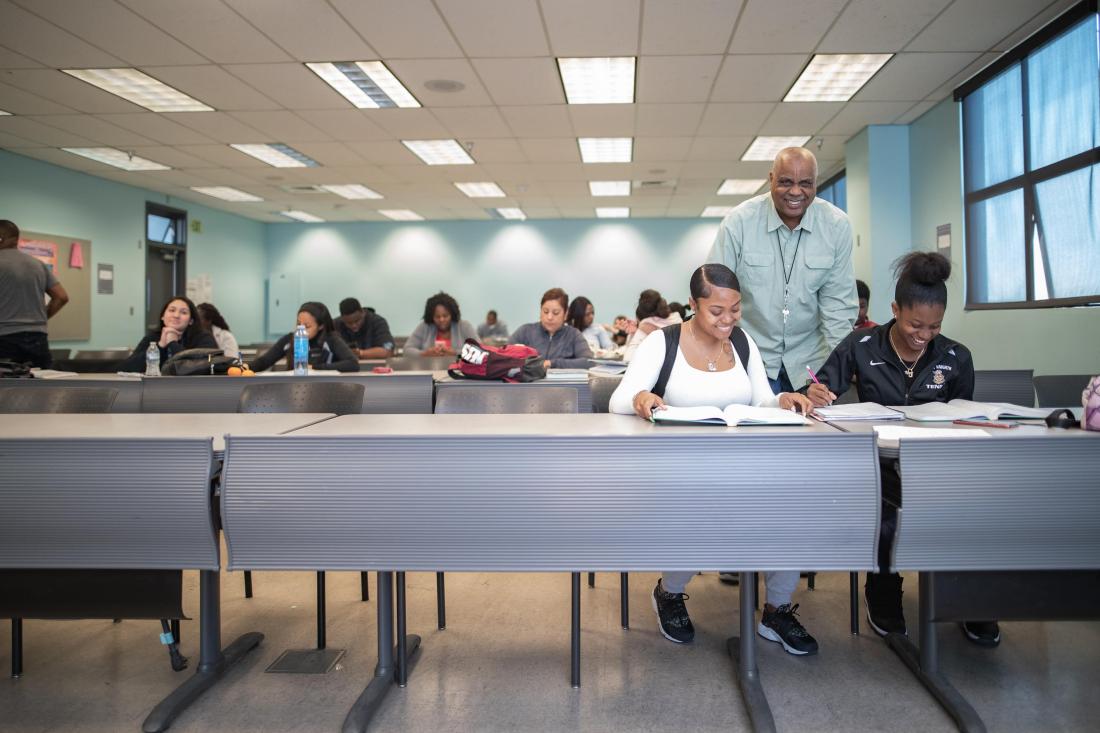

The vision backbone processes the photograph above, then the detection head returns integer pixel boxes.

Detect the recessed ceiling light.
[190,186,263,202]
[62,68,213,112]
[402,139,474,165]
[701,206,736,218]
[0,110,11,116]
[455,181,505,198]
[320,184,383,200]
[230,143,319,168]
[557,57,635,104]
[281,210,324,223]
[578,137,633,163]
[717,179,766,195]
[596,207,630,218]
[741,136,811,162]
[62,147,170,171]
[305,61,420,108]
[493,207,527,220]
[589,181,630,197]
[379,209,424,221]
[784,54,893,102]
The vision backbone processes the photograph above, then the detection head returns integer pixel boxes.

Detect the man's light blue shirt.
[706,193,857,385]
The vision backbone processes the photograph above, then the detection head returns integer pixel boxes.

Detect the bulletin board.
[18,230,92,341]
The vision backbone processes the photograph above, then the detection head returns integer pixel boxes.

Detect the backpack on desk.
[448,339,546,383]
[1083,376,1100,432]
[162,348,238,376]
[651,322,750,398]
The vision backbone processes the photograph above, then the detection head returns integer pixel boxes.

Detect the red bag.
[448,339,546,382]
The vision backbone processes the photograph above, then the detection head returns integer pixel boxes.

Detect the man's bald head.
[771,147,818,179]
[769,148,818,228]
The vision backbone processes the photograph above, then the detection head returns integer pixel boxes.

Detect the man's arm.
[46,282,69,318]
[817,219,858,352]
[361,314,394,358]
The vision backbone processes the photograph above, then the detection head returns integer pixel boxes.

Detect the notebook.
[872,425,991,448]
[898,399,1048,422]
[652,404,809,427]
[813,402,904,421]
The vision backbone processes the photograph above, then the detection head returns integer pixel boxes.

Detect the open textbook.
[898,399,1048,422]
[812,402,904,421]
[653,404,809,426]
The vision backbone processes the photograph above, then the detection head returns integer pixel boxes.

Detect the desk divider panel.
[221,432,880,573]
[0,438,218,570]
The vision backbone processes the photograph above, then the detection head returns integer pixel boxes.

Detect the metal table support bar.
[11,618,22,677]
[620,573,629,630]
[727,571,776,733]
[435,572,445,630]
[570,573,581,688]
[850,572,860,635]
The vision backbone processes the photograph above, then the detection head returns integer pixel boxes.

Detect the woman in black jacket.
[250,301,359,373]
[119,296,216,372]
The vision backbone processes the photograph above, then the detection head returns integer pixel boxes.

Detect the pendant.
[781,306,790,323]
[904,367,914,378]
[707,360,717,372]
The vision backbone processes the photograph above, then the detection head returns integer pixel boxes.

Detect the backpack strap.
[651,322,751,399]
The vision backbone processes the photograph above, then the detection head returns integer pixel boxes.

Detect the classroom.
[1,1,1098,732]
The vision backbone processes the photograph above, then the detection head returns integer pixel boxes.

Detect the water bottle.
[293,324,309,375]
[145,342,161,377]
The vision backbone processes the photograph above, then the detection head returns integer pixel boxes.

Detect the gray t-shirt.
[0,247,59,336]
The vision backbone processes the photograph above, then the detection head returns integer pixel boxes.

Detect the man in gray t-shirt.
[0,220,70,368]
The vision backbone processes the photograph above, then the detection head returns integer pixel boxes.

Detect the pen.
[805,365,821,384]
[952,419,1018,429]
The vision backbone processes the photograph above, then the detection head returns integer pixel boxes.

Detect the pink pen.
[805,365,821,384]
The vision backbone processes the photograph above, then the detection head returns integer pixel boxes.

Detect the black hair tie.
[1044,409,1078,429]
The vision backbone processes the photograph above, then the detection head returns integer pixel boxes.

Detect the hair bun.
[894,251,950,285]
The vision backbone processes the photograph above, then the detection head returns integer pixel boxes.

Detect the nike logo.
[869,360,885,366]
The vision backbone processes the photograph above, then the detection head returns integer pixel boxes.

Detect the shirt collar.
[766,197,815,234]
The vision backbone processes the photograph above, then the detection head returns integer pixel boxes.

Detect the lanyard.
[775,228,804,324]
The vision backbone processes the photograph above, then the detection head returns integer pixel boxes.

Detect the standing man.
[336,297,394,358]
[0,220,69,368]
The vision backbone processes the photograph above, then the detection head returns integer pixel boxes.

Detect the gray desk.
[221,413,880,733]
[0,374,144,412]
[434,372,593,412]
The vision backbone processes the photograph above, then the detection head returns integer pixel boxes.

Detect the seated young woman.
[119,296,216,372]
[805,251,997,647]
[509,287,592,369]
[608,264,817,654]
[196,302,240,357]
[403,291,478,357]
[621,288,682,363]
[250,301,359,373]
[567,295,612,352]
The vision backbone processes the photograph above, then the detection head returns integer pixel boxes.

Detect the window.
[146,203,186,247]
[956,0,1100,308]
[817,171,846,212]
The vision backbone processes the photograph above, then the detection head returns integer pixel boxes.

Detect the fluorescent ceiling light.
[784,54,893,102]
[190,186,263,202]
[741,136,811,162]
[403,139,474,165]
[578,137,632,163]
[717,179,766,195]
[231,143,319,168]
[62,147,169,171]
[701,206,736,218]
[0,110,11,116]
[494,208,527,220]
[281,210,324,223]
[379,209,424,221]
[557,57,635,104]
[306,61,420,109]
[596,207,629,218]
[62,68,213,112]
[455,181,505,198]
[589,180,630,196]
[320,184,383,200]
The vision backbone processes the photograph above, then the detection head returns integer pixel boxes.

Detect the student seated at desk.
[622,289,682,363]
[567,295,613,351]
[404,291,477,357]
[608,264,816,653]
[337,297,394,358]
[196,302,239,357]
[119,296,216,372]
[509,288,593,369]
[806,252,999,647]
[250,302,359,373]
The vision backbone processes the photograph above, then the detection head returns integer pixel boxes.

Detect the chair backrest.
[589,375,620,413]
[386,355,455,372]
[237,381,365,415]
[0,387,119,414]
[434,385,579,414]
[1034,374,1093,407]
[973,369,1034,406]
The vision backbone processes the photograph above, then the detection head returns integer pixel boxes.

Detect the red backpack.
[448,339,547,382]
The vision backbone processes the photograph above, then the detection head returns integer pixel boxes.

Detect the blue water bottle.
[293,324,308,375]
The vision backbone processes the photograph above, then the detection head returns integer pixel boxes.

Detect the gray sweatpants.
[661,571,800,608]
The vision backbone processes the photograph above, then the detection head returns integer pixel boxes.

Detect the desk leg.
[435,572,446,630]
[886,572,986,733]
[11,618,22,678]
[571,572,581,688]
[142,570,264,733]
[620,573,629,630]
[850,572,860,635]
[342,571,422,733]
[727,571,776,733]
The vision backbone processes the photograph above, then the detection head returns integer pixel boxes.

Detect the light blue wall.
[265,219,721,337]
[0,150,267,350]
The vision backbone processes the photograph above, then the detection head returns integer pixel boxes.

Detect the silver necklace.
[889,328,925,378]
[691,321,727,372]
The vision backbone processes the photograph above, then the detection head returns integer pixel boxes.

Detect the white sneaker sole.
[865,606,908,638]
[757,622,814,655]
[651,593,691,644]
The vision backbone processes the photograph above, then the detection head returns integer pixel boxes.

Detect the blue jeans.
[768,366,793,395]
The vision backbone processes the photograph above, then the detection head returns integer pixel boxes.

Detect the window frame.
[955,0,1100,310]
[817,169,846,212]
[146,202,188,249]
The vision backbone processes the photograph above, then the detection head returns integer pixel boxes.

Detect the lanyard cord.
[775,228,804,286]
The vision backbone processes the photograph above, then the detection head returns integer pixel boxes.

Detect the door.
[267,272,299,336]
[145,245,186,331]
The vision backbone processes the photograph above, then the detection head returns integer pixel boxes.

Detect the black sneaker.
[652,580,694,643]
[758,603,818,655]
[960,621,1001,648]
[865,572,907,637]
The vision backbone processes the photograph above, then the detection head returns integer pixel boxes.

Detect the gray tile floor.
[3,569,1097,732]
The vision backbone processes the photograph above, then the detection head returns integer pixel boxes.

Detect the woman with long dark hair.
[119,295,216,372]
[250,301,358,373]
[196,302,240,357]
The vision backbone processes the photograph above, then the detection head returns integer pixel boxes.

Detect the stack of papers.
[653,404,809,427]
[873,425,991,448]
[589,363,627,375]
[543,369,590,381]
[813,402,903,421]
[898,399,1048,422]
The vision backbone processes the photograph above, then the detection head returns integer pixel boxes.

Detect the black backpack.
[651,322,750,398]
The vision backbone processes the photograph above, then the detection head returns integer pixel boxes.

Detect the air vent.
[279,184,328,194]
[632,179,677,193]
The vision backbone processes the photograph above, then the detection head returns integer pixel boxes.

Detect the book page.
[722,404,810,426]
[813,402,904,420]
[896,402,975,421]
[652,405,727,424]
[949,399,1048,419]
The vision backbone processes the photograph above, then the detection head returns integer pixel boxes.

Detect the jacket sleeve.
[402,322,430,356]
[316,334,360,372]
[457,320,478,345]
[118,334,154,373]
[368,315,395,353]
[549,329,593,369]
[218,329,240,357]
[508,323,531,346]
[802,331,857,401]
[250,333,290,373]
[946,343,975,401]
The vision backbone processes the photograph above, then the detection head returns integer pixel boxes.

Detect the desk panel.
[0,375,143,412]
[435,375,593,413]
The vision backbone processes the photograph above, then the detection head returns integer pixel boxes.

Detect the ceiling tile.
[224,0,377,61]
[0,116,100,146]
[27,114,159,147]
[281,141,367,167]
[893,99,938,125]
[228,110,332,142]
[436,0,549,57]
[2,69,144,113]
[346,140,421,165]
[186,167,270,186]
[637,55,723,103]
[148,66,280,111]
[295,110,392,141]
[993,0,1079,52]
[117,0,292,63]
[161,112,265,143]
[0,0,124,67]
[522,207,560,219]
[10,146,104,170]
[641,0,742,54]
[432,107,513,138]
[330,0,463,58]
[925,52,1000,102]
[729,0,847,53]
[696,102,774,135]
[681,159,771,178]
[818,101,918,136]
[460,138,526,163]
[499,105,574,137]
[365,108,450,139]
[854,52,980,102]
[0,80,75,114]
[177,144,270,167]
[688,136,755,161]
[634,137,693,161]
[125,147,219,170]
[0,45,43,68]
[710,55,809,102]
[519,138,579,163]
[635,103,705,136]
[542,0,641,56]
[472,58,565,106]
[97,113,214,145]
[818,0,953,53]
[386,59,494,107]
[224,63,348,109]
[761,102,844,136]
[908,0,1053,52]
[568,105,635,136]
[0,129,38,147]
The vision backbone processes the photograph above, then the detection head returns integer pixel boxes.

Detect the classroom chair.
[386,355,455,371]
[1033,374,1093,407]
[0,387,119,414]
[973,369,1035,406]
